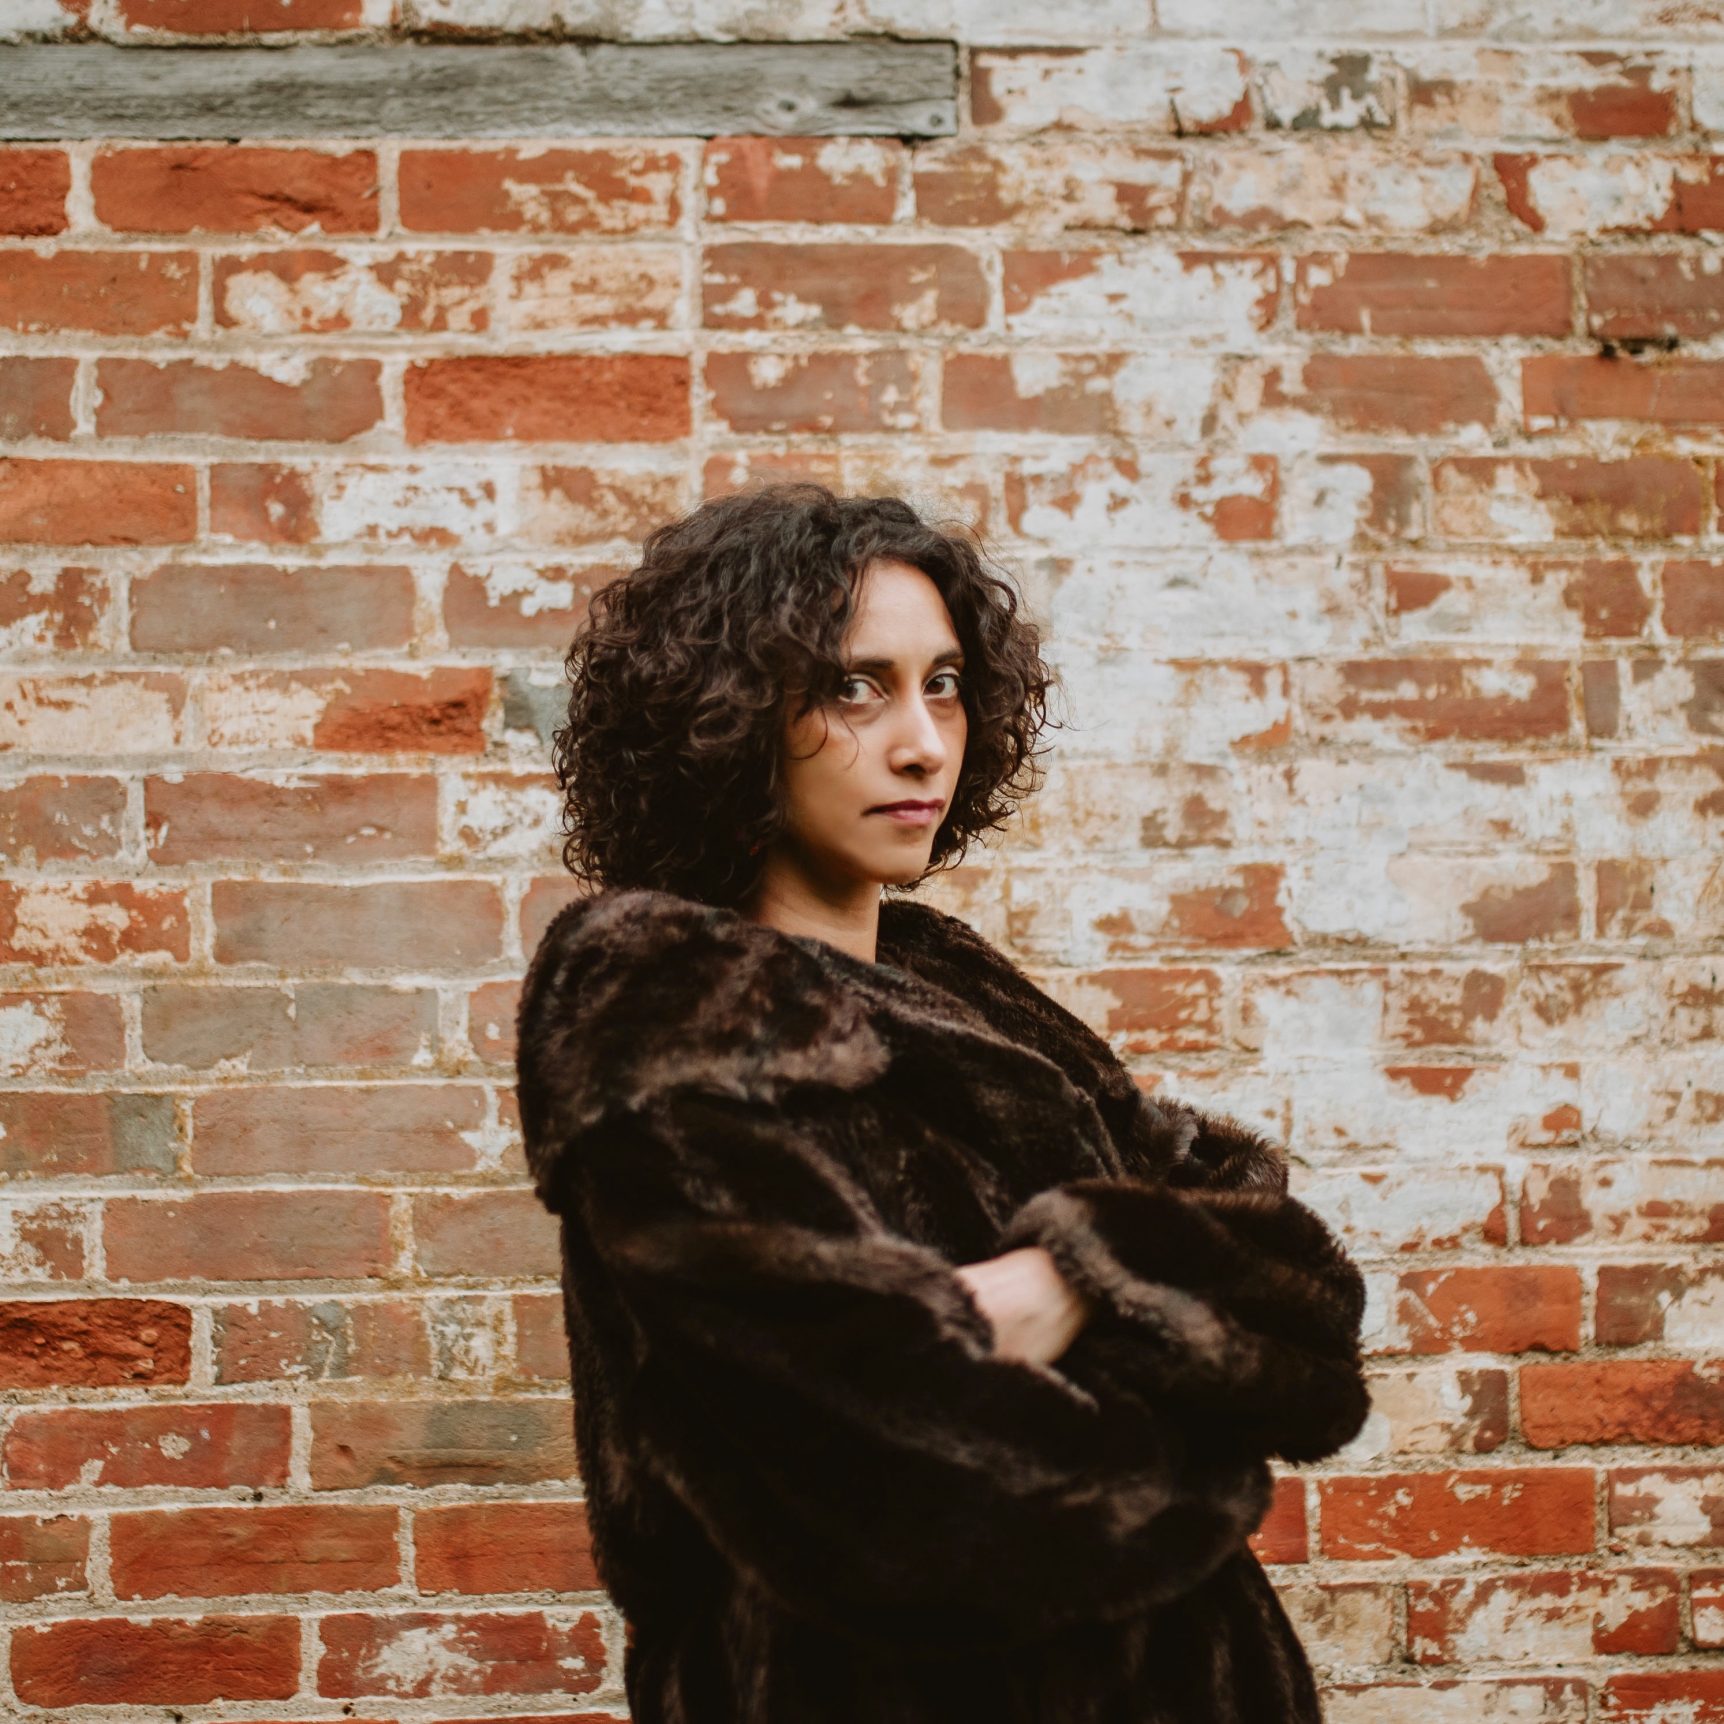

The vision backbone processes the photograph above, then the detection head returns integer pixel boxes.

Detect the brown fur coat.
[515,885,1370,1723]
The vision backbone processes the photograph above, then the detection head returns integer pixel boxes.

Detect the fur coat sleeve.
[515,884,1369,1653]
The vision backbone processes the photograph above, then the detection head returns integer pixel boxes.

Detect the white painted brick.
[971,45,1247,131]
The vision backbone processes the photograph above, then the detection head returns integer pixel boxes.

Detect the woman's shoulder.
[515,885,892,1148]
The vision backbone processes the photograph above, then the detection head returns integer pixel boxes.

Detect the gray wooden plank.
[0,40,957,139]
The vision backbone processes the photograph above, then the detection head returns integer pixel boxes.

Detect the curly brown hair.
[550,481,1062,907]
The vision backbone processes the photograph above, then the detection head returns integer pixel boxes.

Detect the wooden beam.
[0,39,958,139]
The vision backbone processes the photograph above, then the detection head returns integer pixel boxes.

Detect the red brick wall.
[2,3,1721,1719]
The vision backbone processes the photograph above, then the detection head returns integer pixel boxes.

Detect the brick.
[1604,1671,1724,1719]
[214,248,493,334]
[0,1092,178,1180]
[1295,251,1571,336]
[209,461,317,544]
[703,137,901,222]
[944,351,1213,441]
[1433,456,1706,541]
[1405,48,1682,139]
[316,1607,605,1698]
[1003,248,1278,341]
[969,45,1250,133]
[104,1189,393,1283]
[1039,962,1224,1056]
[412,1189,558,1279]
[1160,0,1424,26]
[443,559,610,649]
[1326,1680,1589,1724]
[1247,1475,1307,1564]
[1010,854,1292,959]
[1610,1466,1724,1548]
[1526,354,1724,428]
[1696,1568,1724,1646]
[1275,1580,1398,1668]
[117,0,365,29]
[0,775,124,864]
[1245,353,1498,435]
[212,879,503,969]
[0,879,189,965]
[1499,152,1724,236]
[1385,555,1652,643]
[142,980,437,1070]
[0,148,70,236]
[0,670,186,754]
[1523,1360,1724,1448]
[131,562,415,654]
[1380,964,1512,1049]
[913,140,1184,231]
[444,768,565,861]
[1256,48,1396,131]
[1300,658,1572,745]
[1598,1263,1724,1346]
[191,1083,487,1176]
[201,667,491,753]
[517,462,686,544]
[0,251,197,334]
[1297,1166,1508,1256]
[0,1297,189,1388]
[416,1500,599,1593]
[93,146,379,234]
[0,989,124,1076]
[213,1295,430,1383]
[96,357,382,442]
[1408,1568,1680,1663]
[0,1515,88,1604]
[0,1198,84,1282]
[1012,759,1244,857]
[145,771,437,863]
[1583,655,1724,746]
[309,1398,577,1489]
[0,566,108,655]
[11,1615,299,1707]
[1346,1364,1510,1457]
[704,349,924,434]
[1664,559,1724,637]
[0,358,76,440]
[1004,450,1277,547]
[111,1504,398,1599]
[4,1401,290,1489]
[1198,146,1478,231]
[1524,1160,1724,1245]
[703,241,987,331]
[1586,252,1724,338]
[0,460,195,545]
[503,245,680,331]
[1392,1266,1581,1355]
[510,1289,566,1378]
[399,145,682,234]
[406,355,689,442]
[1318,1468,1595,1559]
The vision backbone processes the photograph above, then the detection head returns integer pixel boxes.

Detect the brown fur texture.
[516,885,1371,1723]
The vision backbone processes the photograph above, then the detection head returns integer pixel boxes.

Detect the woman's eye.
[929,671,963,698]
[837,676,878,704]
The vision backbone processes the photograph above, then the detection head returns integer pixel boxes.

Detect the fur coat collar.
[516,885,1370,1724]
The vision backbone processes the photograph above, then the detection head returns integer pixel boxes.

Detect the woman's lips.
[868,803,941,826]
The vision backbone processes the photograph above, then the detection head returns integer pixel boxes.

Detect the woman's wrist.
[954,1245,1094,1365]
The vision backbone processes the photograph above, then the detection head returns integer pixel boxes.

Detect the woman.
[515,483,1370,1724]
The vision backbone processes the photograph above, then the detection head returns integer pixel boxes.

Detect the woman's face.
[770,557,968,894]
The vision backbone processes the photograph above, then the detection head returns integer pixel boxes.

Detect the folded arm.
[994,1099,1371,1465]
[539,1086,1273,1647]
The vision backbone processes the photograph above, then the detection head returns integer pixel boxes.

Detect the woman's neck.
[740,870,883,967]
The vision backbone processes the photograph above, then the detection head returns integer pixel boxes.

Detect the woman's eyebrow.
[844,647,966,672]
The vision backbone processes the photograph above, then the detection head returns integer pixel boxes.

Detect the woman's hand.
[953,1245,1096,1366]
